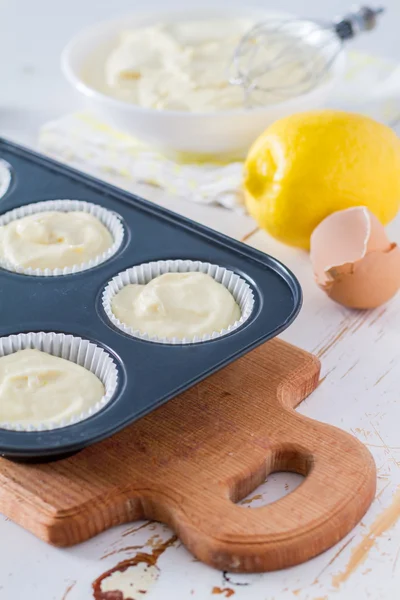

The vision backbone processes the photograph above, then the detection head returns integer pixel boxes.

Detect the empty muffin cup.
[102,259,255,344]
[0,199,124,276]
[0,332,119,431]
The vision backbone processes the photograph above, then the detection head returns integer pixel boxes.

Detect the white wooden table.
[1,1,400,599]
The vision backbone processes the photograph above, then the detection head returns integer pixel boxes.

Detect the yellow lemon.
[244,110,400,249]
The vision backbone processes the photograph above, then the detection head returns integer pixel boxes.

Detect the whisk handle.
[334,5,385,41]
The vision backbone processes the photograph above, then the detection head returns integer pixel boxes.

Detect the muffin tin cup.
[0,199,124,276]
[102,259,255,345]
[0,332,119,432]
[0,159,12,200]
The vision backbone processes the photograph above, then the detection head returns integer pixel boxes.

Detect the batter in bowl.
[104,17,327,111]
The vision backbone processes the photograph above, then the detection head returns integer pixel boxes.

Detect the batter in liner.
[0,211,113,270]
[111,271,241,338]
[0,349,105,427]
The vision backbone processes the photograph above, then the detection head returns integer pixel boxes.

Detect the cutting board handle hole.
[238,471,305,508]
[230,445,312,507]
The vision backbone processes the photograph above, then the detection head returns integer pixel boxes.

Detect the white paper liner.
[0,332,119,432]
[102,259,255,345]
[0,199,124,276]
[0,160,12,200]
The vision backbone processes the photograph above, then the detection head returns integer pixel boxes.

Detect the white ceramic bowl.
[61,7,346,159]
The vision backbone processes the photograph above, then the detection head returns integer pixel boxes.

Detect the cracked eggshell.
[310,207,400,309]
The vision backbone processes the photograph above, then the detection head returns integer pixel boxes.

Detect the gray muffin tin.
[0,139,302,460]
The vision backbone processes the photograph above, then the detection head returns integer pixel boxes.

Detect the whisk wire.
[228,6,385,108]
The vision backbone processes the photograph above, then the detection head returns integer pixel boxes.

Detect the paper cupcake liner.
[0,332,118,432]
[0,199,124,276]
[0,160,12,200]
[102,259,255,345]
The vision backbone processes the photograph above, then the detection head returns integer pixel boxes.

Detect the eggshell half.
[310,207,400,309]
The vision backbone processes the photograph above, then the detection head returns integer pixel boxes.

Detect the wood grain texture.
[0,339,376,572]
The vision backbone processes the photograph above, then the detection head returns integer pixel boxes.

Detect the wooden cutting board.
[0,339,376,573]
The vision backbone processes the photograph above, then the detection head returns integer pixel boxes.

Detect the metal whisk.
[229,5,385,106]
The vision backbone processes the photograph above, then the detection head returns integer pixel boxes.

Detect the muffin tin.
[0,139,301,459]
